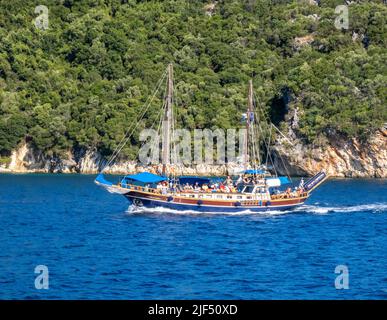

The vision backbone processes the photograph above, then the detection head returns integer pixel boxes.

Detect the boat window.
[227,196,232,199]
[237,196,243,199]
[217,195,222,199]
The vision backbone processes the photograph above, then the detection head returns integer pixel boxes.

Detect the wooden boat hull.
[124,190,307,213]
[95,171,328,213]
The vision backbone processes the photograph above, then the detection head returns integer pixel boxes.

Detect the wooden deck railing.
[119,183,308,200]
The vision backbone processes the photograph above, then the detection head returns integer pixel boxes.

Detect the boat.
[95,64,328,213]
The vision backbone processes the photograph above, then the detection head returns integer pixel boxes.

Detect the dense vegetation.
[0,0,386,161]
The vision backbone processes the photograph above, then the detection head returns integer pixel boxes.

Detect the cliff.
[272,128,386,178]
[1,127,386,178]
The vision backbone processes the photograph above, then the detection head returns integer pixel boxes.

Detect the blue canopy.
[244,169,266,175]
[123,172,167,184]
[266,176,291,185]
[95,173,113,186]
[278,176,291,184]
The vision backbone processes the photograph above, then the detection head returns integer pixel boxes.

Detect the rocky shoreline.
[1,127,386,178]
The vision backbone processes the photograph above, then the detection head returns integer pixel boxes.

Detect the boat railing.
[119,183,160,194]
[271,191,308,199]
[119,182,308,200]
[119,183,243,196]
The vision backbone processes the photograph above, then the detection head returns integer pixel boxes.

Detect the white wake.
[126,203,387,216]
[295,203,387,214]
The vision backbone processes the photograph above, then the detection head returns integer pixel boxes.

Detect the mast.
[162,63,173,176]
[244,80,254,169]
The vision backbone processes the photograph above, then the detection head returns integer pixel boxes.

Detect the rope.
[101,69,168,172]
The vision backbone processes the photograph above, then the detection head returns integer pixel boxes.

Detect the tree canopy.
[0,0,386,159]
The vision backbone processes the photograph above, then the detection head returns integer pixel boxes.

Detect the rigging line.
[252,93,277,177]
[138,97,167,155]
[105,68,168,168]
[271,123,294,146]
[265,125,271,167]
[170,69,179,177]
[102,69,168,172]
[266,122,291,180]
[252,91,292,180]
[262,124,278,177]
[271,124,292,182]
[105,69,168,166]
[250,122,258,169]
[102,69,168,171]
[252,91,294,147]
[255,109,280,177]
[250,105,262,169]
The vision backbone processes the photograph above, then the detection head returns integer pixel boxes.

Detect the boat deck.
[118,183,309,204]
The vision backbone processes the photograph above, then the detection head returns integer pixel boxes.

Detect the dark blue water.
[0,174,386,299]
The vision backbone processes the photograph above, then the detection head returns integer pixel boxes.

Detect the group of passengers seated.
[235,174,265,185]
[271,186,305,199]
[151,176,306,197]
[180,181,238,193]
[153,174,266,194]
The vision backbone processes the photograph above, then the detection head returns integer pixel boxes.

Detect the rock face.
[1,127,386,177]
[272,127,387,178]
[2,142,234,175]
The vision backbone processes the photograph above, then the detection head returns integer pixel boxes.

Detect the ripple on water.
[0,175,386,299]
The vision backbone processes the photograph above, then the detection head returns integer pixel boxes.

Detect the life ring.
[235,201,241,207]
[197,200,203,206]
[167,196,174,202]
[266,201,271,206]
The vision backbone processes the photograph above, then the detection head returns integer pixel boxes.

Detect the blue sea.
[0,174,386,299]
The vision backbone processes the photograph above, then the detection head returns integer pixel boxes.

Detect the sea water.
[0,174,386,299]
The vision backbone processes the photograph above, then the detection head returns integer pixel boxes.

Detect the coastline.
[2,127,385,178]
[1,168,386,179]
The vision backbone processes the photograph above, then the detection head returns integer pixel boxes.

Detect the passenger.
[286,187,291,198]
[161,184,168,195]
[224,176,233,187]
[202,184,209,192]
[194,182,200,192]
[299,178,305,189]
[236,174,243,185]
